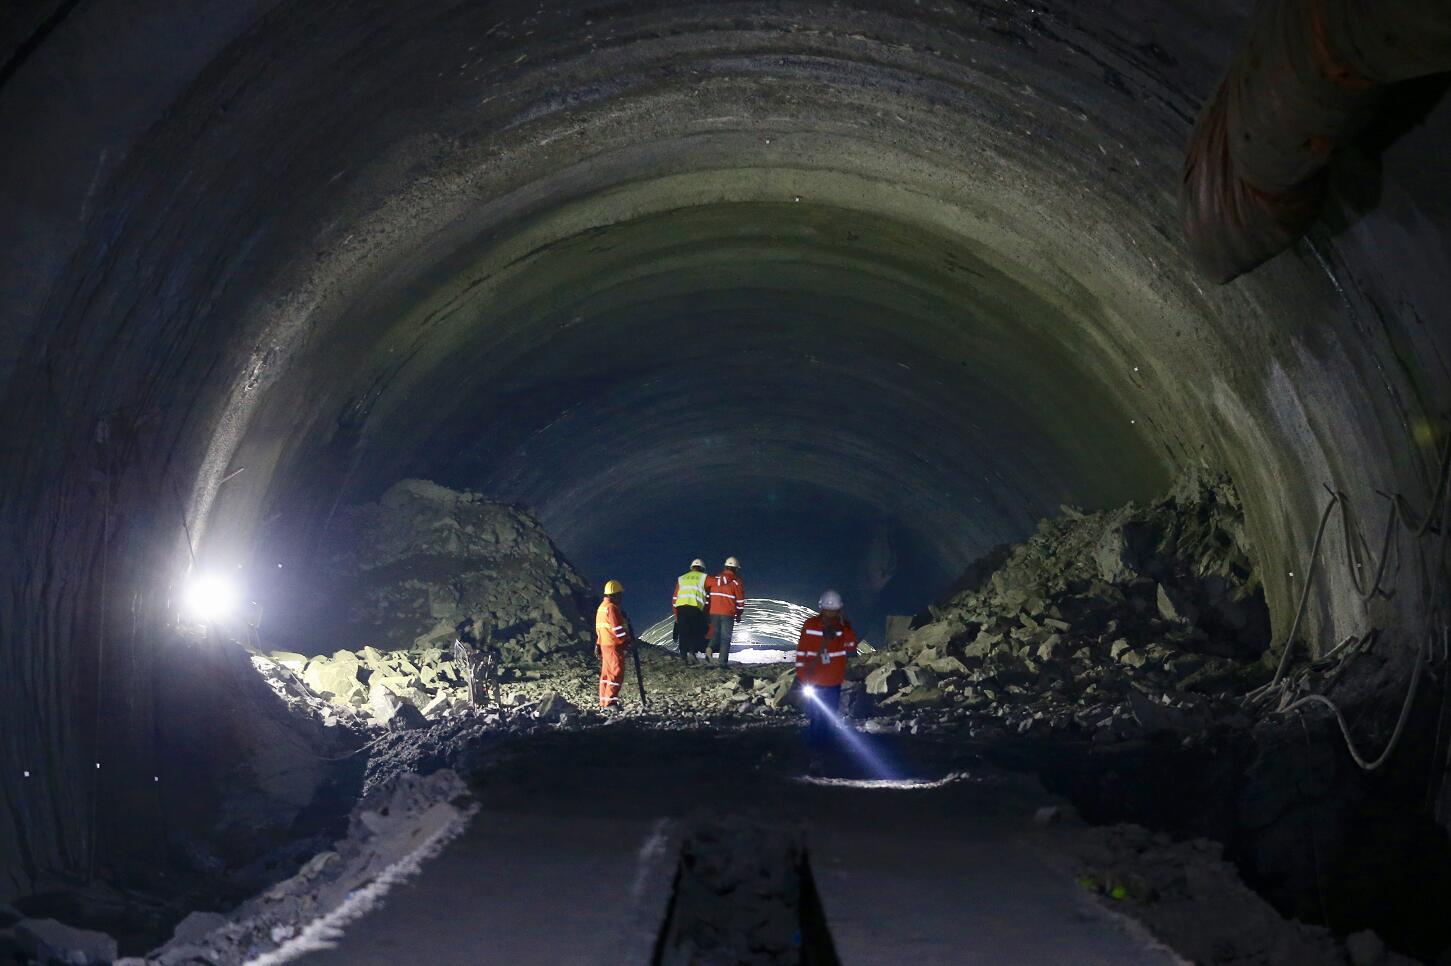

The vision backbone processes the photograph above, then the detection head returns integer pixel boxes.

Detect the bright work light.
[800,684,816,698]
[181,573,239,623]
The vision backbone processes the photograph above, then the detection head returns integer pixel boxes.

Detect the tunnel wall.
[1,0,1448,900]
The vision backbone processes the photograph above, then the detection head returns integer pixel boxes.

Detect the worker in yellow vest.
[671,558,709,663]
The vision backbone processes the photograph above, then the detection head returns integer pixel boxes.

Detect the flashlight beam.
[802,687,896,780]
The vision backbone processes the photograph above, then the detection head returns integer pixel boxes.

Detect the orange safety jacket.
[705,569,745,617]
[794,615,857,687]
[595,598,631,647]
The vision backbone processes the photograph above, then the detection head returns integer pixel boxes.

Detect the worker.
[595,579,634,710]
[795,589,858,772]
[672,558,709,663]
[703,556,745,666]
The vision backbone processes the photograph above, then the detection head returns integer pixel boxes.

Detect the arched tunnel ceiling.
[182,0,1229,625]
[237,195,1170,624]
[3,0,1450,904]
[5,0,1440,636]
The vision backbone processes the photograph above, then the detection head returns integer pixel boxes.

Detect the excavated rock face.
[941,472,1271,662]
[855,474,1271,739]
[317,480,593,662]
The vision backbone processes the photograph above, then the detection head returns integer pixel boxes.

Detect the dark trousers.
[675,606,707,657]
[708,614,735,666]
[804,685,842,752]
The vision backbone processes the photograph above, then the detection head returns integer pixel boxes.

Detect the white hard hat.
[690,558,705,569]
[724,556,741,569]
[818,589,843,611]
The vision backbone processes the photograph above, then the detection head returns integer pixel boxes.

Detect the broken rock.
[1345,930,1385,966]
[169,910,228,945]
[303,658,363,700]
[14,918,118,966]
[865,665,907,695]
[534,691,577,722]
[884,687,945,708]
[268,650,308,670]
[1156,583,1197,625]
[902,617,968,656]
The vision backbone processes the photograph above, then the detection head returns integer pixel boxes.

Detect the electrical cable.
[1245,418,1450,782]
[1272,626,1437,772]
[1396,431,1451,539]
[1337,490,1400,603]
[1247,493,1338,704]
[1249,421,1450,706]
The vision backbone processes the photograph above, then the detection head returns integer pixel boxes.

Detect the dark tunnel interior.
[245,199,1169,640]
[2,0,1450,962]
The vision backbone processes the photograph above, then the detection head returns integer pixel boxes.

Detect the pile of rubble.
[270,472,1274,743]
[316,479,594,663]
[258,642,807,733]
[259,644,487,730]
[843,473,1272,740]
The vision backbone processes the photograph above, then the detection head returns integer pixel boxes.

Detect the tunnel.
[2,1,1449,963]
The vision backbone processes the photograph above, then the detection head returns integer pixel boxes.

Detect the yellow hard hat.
[604,579,624,595]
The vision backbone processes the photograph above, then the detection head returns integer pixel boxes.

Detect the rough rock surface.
[130,771,473,966]
[11,918,118,965]
[655,816,815,965]
[264,642,801,736]
[1042,820,1357,966]
[319,479,593,661]
[847,473,1271,742]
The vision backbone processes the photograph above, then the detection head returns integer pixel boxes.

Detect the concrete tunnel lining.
[0,0,1447,925]
[224,189,1175,625]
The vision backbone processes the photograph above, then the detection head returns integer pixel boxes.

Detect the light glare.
[182,573,239,623]
[801,685,896,780]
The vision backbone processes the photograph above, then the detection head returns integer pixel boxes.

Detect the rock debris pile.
[258,644,802,735]
[317,479,593,662]
[271,473,1273,742]
[259,479,601,728]
[259,644,486,730]
[846,473,1272,739]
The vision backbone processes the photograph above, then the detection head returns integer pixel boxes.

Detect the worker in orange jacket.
[795,589,857,766]
[595,579,634,710]
[703,556,745,666]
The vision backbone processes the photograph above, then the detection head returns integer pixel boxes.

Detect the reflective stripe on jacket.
[673,570,708,611]
[705,570,745,617]
[595,598,630,647]
[794,615,857,687]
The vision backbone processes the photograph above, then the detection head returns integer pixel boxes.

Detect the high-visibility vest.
[673,570,708,609]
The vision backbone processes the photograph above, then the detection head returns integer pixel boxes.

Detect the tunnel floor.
[292,726,1178,966]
